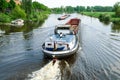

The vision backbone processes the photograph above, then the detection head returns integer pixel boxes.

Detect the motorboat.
[11,19,24,26]
[42,18,80,58]
[58,14,70,20]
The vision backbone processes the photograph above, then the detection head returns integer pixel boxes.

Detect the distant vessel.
[58,14,70,20]
[42,18,80,58]
[11,19,24,26]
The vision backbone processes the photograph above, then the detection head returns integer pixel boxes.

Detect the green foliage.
[11,5,26,19]
[93,6,113,12]
[111,22,120,33]
[8,0,16,10]
[30,11,49,21]
[114,2,120,17]
[75,6,85,12]
[32,1,50,12]
[66,6,74,13]
[28,1,50,21]
[0,13,11,22]
[86,6,91,12]
[99,14,111,22]
[0,0,8,13]
[22,0,32,15]
[112,20,120,24]
[52,8,63,13]
[52,6,113,13]
[0,0,50,23]
[81,12,102,17]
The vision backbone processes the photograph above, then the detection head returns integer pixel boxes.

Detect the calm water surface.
[0,14,120,80]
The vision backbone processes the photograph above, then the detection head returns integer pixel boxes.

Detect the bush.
[0,13,11,22]
[112,20,120,24]
[99,14,104,21]
[99,14,110,22]
[104,15,111,22]
[11,5,26,19]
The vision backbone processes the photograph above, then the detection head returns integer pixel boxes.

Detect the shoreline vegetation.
[81,12,120,24]
[51,2,120,24]
[0,1,120,25]
[0,0,51,25]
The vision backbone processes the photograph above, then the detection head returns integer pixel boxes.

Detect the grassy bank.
[0,11,50,25]
[81,12,120,23]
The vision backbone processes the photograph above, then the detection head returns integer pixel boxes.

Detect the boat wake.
[26,60,61,80]
[26,59,72,80]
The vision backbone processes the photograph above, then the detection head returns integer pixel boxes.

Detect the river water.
[0,14,120,80]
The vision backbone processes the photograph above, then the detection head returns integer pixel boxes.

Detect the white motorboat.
[11,19,24,26]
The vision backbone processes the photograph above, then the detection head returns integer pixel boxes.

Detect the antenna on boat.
[49,37,53,41]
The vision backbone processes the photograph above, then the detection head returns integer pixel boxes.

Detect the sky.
[33,0,120,8]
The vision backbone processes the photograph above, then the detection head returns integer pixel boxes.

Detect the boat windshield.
[57,27,69,30]
[55,24,71,34]
[57,30,70,34]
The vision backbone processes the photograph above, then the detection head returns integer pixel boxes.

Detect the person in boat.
[67,44,70,50]
[52,55,57,65]
[54,41,57,51]
[59,32,63,38]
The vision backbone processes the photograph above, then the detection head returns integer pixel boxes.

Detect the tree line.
[52,6,113,13]
[0,0,50,23]
[52,2,120,17]
[114,2,120,17]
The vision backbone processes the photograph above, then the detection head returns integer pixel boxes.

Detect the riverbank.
[81,12,120,24]
[0,12,50,26]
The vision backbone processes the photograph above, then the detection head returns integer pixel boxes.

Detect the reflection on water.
[0,14,120,80]
[99,19,111,25]
[0,21,44,35]
[111,23,120,33]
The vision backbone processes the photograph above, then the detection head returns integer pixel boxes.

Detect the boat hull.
[42,36,79,58]
[58,14,70,20]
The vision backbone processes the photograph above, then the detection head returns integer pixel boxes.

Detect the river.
[0,13,120,80]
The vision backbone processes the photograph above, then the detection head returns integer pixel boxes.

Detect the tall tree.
[114,2,120,17]
[22,0,32,15]
[0,0,8,13]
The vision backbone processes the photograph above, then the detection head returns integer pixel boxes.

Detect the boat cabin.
[54,24,73,35]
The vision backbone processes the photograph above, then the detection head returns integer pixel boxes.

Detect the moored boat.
[11,19,24,26]
[58,14,70,20]
[42,18,80,58]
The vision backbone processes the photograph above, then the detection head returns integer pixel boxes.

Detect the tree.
[0,0,8,13]
[86,6,92,12]
[32,1,49,12]
[66,6,74,13]
[76,6,85,12]
[114,2,120,17]
[8,0,16,10]
[11,5,26,19]
[22,0,32,18]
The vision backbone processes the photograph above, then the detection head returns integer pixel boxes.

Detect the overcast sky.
[33,0,120,8]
